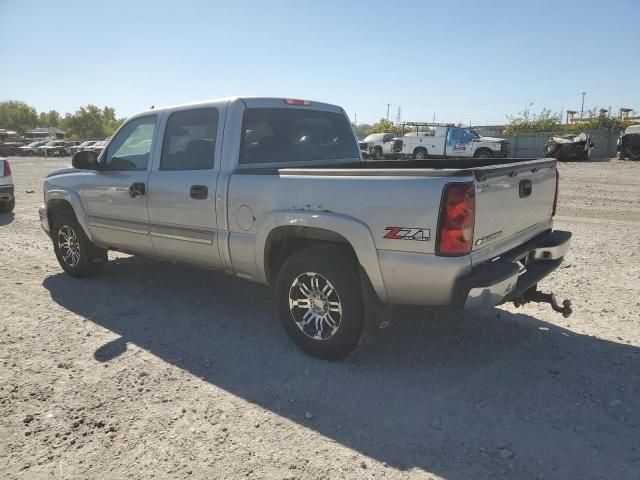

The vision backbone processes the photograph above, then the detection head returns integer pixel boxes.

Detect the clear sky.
[1,0,639,125]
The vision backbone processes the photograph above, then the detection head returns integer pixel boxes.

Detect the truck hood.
[477,136,506,143]
[46,167,77,178]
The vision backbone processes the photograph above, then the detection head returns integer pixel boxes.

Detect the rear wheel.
[51,211,107,277]
[276,245,364,360]
[413,148,427,160]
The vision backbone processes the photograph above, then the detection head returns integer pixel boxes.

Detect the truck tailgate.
[472,159,557,253]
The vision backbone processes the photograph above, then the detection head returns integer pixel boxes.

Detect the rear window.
[239,108,359,164]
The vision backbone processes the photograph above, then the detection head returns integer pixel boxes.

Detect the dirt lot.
[1,157,639,480]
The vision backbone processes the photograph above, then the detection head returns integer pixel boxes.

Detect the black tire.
[0,197,15,213]
[27,151,34,157]
[275,245,364,360]
[474,149,492,159]
[374,147,383,160]
[51,210,107,277]
[413,147,427,160]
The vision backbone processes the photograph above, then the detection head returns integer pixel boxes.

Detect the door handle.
[519,179,532,198]
[129,182,146,198]
[190,185,208,200]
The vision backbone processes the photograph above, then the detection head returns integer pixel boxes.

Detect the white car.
[0,157,14,213]
[19,140,49,156]
[70,141,97,155]
[358,133,399,159]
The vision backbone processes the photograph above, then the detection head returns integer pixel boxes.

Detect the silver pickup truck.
[39,97,572,359]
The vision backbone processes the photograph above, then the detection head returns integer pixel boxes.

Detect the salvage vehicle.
[358,132,398,159]
[544,132,594,161]
[617,125,640,160]
[89,139,108,155]
[37,141,72,157]
[399,123,510,159]
[19,140,49,156]
[70,140,97,155]
[39,97,571,359]
[0,141,24,156]
[0,157,15,213]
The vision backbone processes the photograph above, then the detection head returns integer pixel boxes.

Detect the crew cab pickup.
[39,97,571,359]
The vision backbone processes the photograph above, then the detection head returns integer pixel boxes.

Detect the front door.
[146,106,222,267]
[81,115,158,255]
[445,127,474,157]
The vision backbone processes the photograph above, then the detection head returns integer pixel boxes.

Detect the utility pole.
[580,92,586,118]
[354,113,357,125]
[395,107,401,126]
[386,104,390,121]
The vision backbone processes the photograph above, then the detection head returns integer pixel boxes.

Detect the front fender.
[255,210,388,303]
[46,189,93,241]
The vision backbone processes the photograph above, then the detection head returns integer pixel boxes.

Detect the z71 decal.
[384,227,431,242]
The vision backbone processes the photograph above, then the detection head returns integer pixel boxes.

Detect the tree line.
[0,100,125,139]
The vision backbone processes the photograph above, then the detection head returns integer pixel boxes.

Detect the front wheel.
[413,148,427,160]
[474,150,492,159]
[51,211,107,277]
[275,245,364,360]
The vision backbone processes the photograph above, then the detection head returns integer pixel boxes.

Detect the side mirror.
[72,150,100,170]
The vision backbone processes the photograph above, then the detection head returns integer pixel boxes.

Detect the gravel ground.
[1,157,639,480]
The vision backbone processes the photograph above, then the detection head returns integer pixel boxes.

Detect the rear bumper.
[0,185,14,201]
[453,230,571,308]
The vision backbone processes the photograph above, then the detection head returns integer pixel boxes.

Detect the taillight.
[285,98,311,106]
[552,169,559,216]
[3,159,10,177]
[436,182,475,256]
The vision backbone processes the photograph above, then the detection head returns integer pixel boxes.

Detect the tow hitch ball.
[513,289,573,318]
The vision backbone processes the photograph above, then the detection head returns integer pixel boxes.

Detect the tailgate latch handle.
[519,179,532,198]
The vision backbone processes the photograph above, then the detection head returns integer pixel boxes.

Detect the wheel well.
[474,147,492,157]
[264,226,356,285]
[413,147,427,154]
[47,199,75,227]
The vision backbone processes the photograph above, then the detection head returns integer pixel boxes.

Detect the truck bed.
[237,158,556,180]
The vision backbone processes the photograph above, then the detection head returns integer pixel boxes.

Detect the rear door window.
[161,108,219,170]
[240,108,359,164]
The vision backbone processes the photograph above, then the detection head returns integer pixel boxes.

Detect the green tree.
[0,100,38,133]
[504,108,561,134]
[369,118,397,134]
[351,122,372,139]
[38,110,61,127]
[60,105,124,139]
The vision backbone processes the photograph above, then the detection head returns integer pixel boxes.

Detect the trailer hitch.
[513,289,572,318]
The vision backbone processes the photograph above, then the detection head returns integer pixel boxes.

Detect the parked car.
[617,125,640,160]
[37,141,72,157]
[0,142,24,156]
[544,133,594,161]
[70,140,97,155]
[40,97,571,359]
[399,123,510,159]
[358,133,399,159]
[19,140,49,156]
[89,140,108,155]
[0,157,14,213]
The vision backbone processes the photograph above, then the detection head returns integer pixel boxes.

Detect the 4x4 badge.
[384,227,431,242]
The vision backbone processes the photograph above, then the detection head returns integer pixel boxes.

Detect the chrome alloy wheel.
[289,272,342,340]
[58,225,81,267]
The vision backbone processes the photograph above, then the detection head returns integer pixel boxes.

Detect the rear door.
[471,160,557,254]
[146,105,225,267]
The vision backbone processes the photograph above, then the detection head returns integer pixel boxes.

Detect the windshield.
[363,133,385,142]
[80,141,95,146]
[27,142,40,147]
[471,130,481,139]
